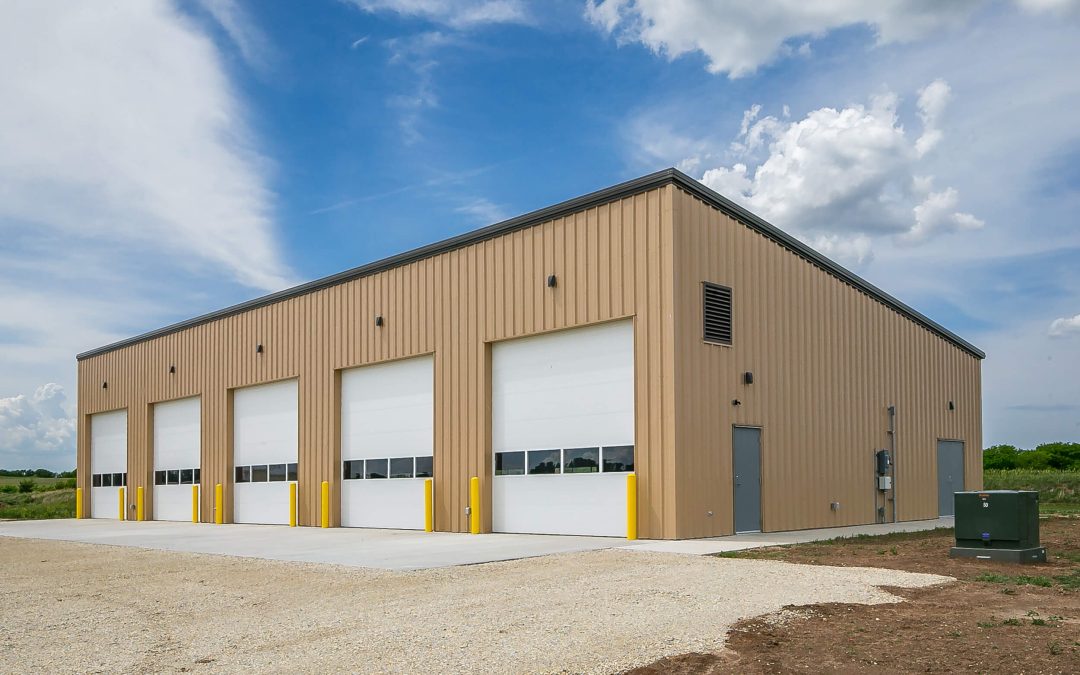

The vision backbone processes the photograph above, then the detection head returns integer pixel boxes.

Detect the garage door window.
[527,449,561,474]
[496,446,634,476]
[564,447,600,473]
[155,469,200,485]
[495,451,525,476]
[234,463,297,483]
[415,456,433,478]
[92,472,128,487]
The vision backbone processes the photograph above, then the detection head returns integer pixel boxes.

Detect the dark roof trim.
[77,168,984,360]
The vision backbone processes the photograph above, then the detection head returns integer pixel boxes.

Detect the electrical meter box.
[949,490,1046,563]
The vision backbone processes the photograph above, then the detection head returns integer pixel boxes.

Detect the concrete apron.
[0,516,953,570]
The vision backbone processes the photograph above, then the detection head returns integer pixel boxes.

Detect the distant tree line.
[0,468,76,478]
[983,442,1080,471]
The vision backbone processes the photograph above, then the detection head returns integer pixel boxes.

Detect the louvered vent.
[703,282,732,345]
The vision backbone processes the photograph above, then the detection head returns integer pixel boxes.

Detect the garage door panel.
[90,410,127,520]
[153,397,200,522]
[341,356,433,530]
[233,380,298,525]
[492,320,634,537]
[341,479,427,529]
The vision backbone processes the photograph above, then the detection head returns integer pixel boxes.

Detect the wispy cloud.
[456,198,508,224]
[348,0,531,28]
[196,0,278,72]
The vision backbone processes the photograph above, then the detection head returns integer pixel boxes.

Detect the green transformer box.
[949,490,1047,563]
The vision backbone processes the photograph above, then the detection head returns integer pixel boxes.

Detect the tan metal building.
[75,169,983,539]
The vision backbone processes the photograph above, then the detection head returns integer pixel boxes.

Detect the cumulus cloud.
[350,0,530,28]
[585,0,982,77]
[693,82,982,264]
[585,1,1080,78]
[1049,314,1080,337]
[0,384,75,467]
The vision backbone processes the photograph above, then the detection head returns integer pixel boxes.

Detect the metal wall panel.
[671,188,982,537]
[76,187,679,537]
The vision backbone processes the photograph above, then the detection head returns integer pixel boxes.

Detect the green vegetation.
[0,471,78,520]
[983,443,1080,471]
[0,486,76,520]
[983,469,1080,515]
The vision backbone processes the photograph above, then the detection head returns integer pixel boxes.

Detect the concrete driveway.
[0,518,631,570]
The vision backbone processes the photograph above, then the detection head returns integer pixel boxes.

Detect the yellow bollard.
[192,484,200,523]
[320,480,330,528]
[424,478,433,532]
[136,486,144,521]
[626,473,637,540]
[118,486,125,521]
[289,482,297,527]
[214,483,223,524]
[76,487,83,519]
[469,476,480,534]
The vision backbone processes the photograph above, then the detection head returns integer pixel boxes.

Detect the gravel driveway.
[0,537,949,674]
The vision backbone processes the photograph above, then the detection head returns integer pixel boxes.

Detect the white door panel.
[90,410,127,520]
[492,321,634,536]
[233,380,298,524]
[153,397,201,522]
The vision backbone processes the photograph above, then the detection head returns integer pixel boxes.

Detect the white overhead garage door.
[341,355,434,530]
[90,410,127,519]
[233,379,298,525]
[153,397,200,522]
[492,320,635,537]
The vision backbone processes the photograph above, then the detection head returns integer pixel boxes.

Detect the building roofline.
[76,168,985,360]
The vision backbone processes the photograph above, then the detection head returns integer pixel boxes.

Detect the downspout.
[888,405,897,523]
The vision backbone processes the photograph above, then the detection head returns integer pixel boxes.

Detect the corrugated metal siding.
[77,186,679,537]
[671,188,982,537]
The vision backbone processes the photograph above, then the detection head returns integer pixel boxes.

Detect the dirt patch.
[628,518,1080,674]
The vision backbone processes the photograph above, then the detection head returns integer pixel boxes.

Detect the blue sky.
[2,0,1079,470]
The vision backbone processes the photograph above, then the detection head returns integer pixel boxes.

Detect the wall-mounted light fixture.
[948,400,955,411]
[256,343,263,354]
[375,315,384,327]
[102,381,108,389]
[169,365,176,374]
[743,371,754,385]
[732,399,741,406]
[546,274,557,288]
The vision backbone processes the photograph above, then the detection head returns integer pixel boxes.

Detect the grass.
[0,481,76,518]
[0,476,66,486]
[974,572,1053,587]
[984,469,1080,505]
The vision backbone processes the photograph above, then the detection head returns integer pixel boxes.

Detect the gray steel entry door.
[733,426,762,533]
[937,440,965,516]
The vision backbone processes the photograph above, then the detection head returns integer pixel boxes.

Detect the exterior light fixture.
[169,365,176,374]
[948,400,955,411]
[102,381,108,389]
[732,399,741,406]
[375,315,384,327]
[256,343,263,354]
[743,371,754,385]
[547,274,557,288]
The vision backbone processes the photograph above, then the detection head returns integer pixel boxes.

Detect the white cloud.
[692,82,981,264]
[350,0,531,28]
[585,0,982,78]
[1049,313,1080,337]
[456,198,508,224]
[1015,0,1080,14]
[0,1,293,467]
[196,0,276,72]
[0,384,75,470]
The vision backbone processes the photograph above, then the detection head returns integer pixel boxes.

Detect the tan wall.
[77,186,679,537]
[670,188,983,537]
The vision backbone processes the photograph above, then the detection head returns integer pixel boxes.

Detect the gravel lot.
[0,537,949,674]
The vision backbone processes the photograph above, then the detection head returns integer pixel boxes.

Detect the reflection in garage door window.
[415,456,433,478]
[527,449,560,475]
[390,457,414,478]
[343,460,364,479]
[602,446,634,472]
[268,463,287,482]
[495,451,525,475]
[366,458,388,479]
[251,464,268,482]
[235,466,250,483]
[564,447,599,473]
